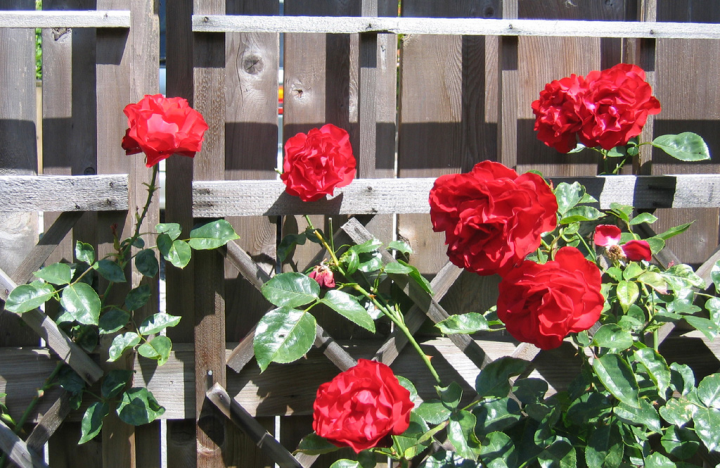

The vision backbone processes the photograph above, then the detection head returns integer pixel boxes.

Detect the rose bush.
[429,161,558,276]
[122,94,209,167]
[281,123,356,202]
[312,359,413,453]
[496,246,604,350]
[594,224,652,262]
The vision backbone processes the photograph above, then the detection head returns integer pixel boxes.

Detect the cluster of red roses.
[532,63,661,153]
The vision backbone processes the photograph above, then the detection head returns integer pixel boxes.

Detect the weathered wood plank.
[25,392,72,453]
[194,174,720,217]
[192,15,720,39]
[0,175,128,212]
[0,10,130,28]
[206,384,305,468]
[0,419,48,468]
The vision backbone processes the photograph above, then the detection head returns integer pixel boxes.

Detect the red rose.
[579,64,661,150]
[281,124,356,202]
[429,161,558,276]
[122,94,209,168]
[497,247,604,350]
[531,74,588,153]
[309,264,335,288]
[312,359,413,453]
[594,224,652,262]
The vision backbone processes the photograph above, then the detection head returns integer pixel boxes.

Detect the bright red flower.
[531,74,589,153]
[594,224,652,262]
[312,359,413,453]
[497,247,604,350]
[122,94,209,167]
[429,161,558,276]
[579,64,661,150]
[281,124,356,202]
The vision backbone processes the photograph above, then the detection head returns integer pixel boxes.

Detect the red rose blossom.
[594,224,652,262]
[309,265,335,288]
[429,161,558,276]
[531,74,588,153]
[281,124,356,202]
[497,247,604,350]
[313,359,413,453]
[122,94,209,167]
[579,63,661,150]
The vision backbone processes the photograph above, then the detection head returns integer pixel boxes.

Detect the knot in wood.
[243,54,264,75]
[483,6,495,17]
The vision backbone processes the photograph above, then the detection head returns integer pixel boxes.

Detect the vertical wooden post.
[193,1,227,467]
[496,0,518,169]
[0,0,39,347]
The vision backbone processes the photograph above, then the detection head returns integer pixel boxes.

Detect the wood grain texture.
[25,392,72,453]
[48,421,102,468]
[0,175,128,212]
[0,10,130,28]
[194,175,720,218]
[0,418,48,468]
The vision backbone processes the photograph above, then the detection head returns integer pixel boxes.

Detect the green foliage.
[652,132,711,161]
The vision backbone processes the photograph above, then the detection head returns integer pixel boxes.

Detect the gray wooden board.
[192,15,720,39]
[0,10,130,28]
[193,174,720,217]
[0,418,48,468]
[0,175,128,212]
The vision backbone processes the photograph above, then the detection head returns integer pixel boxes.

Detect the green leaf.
[351,239,382,254]
[135,249,159,278]
[512,378,548,405]
[610,203,633,223]
[125,285,152,311]
[629,213,658,225]
[637,271,667,294]
[712,261,720,293]
[157,234,191,269]
[138,313,181,335]
[592,353,640,408]
[396,260,433,296]
[384,261,414,275]
[568,143,586,154]
[4,281,55,313]
[585,422,623,468]
[79,401,109,444]
[634,348,671,394]
[605,267,623,282]
[254,307,316,372]
[437,382,463,409]
[655,222,693,241]
[652,132,710,161]
[415,400,452,425]
[616,281,639,312]
[340,249,359,276]
[99,308,130,334]
[321,290,375,332]
[476,357,528,399]
[75,241,95,264]
[560,206,604,224]
[554,182,586,216]
[108,332,141,362]
[61,282,101,325]
[614,399,661,433]
[436,313,489,335]
[132,237,145,248]
[156,223,182,240]
[137,336,172,366]
[622,262,644,280]
[358,252,383,273]
[666,264,705,289]
[388,240,413,255]
[538,437,576,468]
[57,366,86,395]
[34,263,73,285]
[567,393,612,426]
[645,453,675,468]
[697,374,720,409]
[479,432,517,468]
[188,219,240,250]
[448,410,478,461]
[473,397,522,437]
[277,233,306,263]
[101,369,133,399]
[693,406,720,452]
[671,363,696,396]
[94,259,126,283]
[295,433,341,455]
[329,460,362,468]
[116,388,165,425]
[706,298,720,327]
[659,396,697,426]
[684,316,719,341]
[593,324,633,350]
[661,426,700,460]
[261,272,320,309]
[396,376,419,405]
[645,237,665,255]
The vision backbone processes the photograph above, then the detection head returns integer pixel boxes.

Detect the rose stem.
[302,216,443,384]
[0,361,63,468]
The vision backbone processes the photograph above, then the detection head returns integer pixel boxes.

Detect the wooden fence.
[1,0,720,467]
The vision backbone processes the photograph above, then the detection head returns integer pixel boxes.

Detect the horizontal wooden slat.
[193,175,720,217]
[0,175,128,212]
[0,10,131,28]
[192,15,720,39]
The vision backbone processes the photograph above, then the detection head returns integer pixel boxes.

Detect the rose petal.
[622,239,652,262]
[594,224,622,247]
